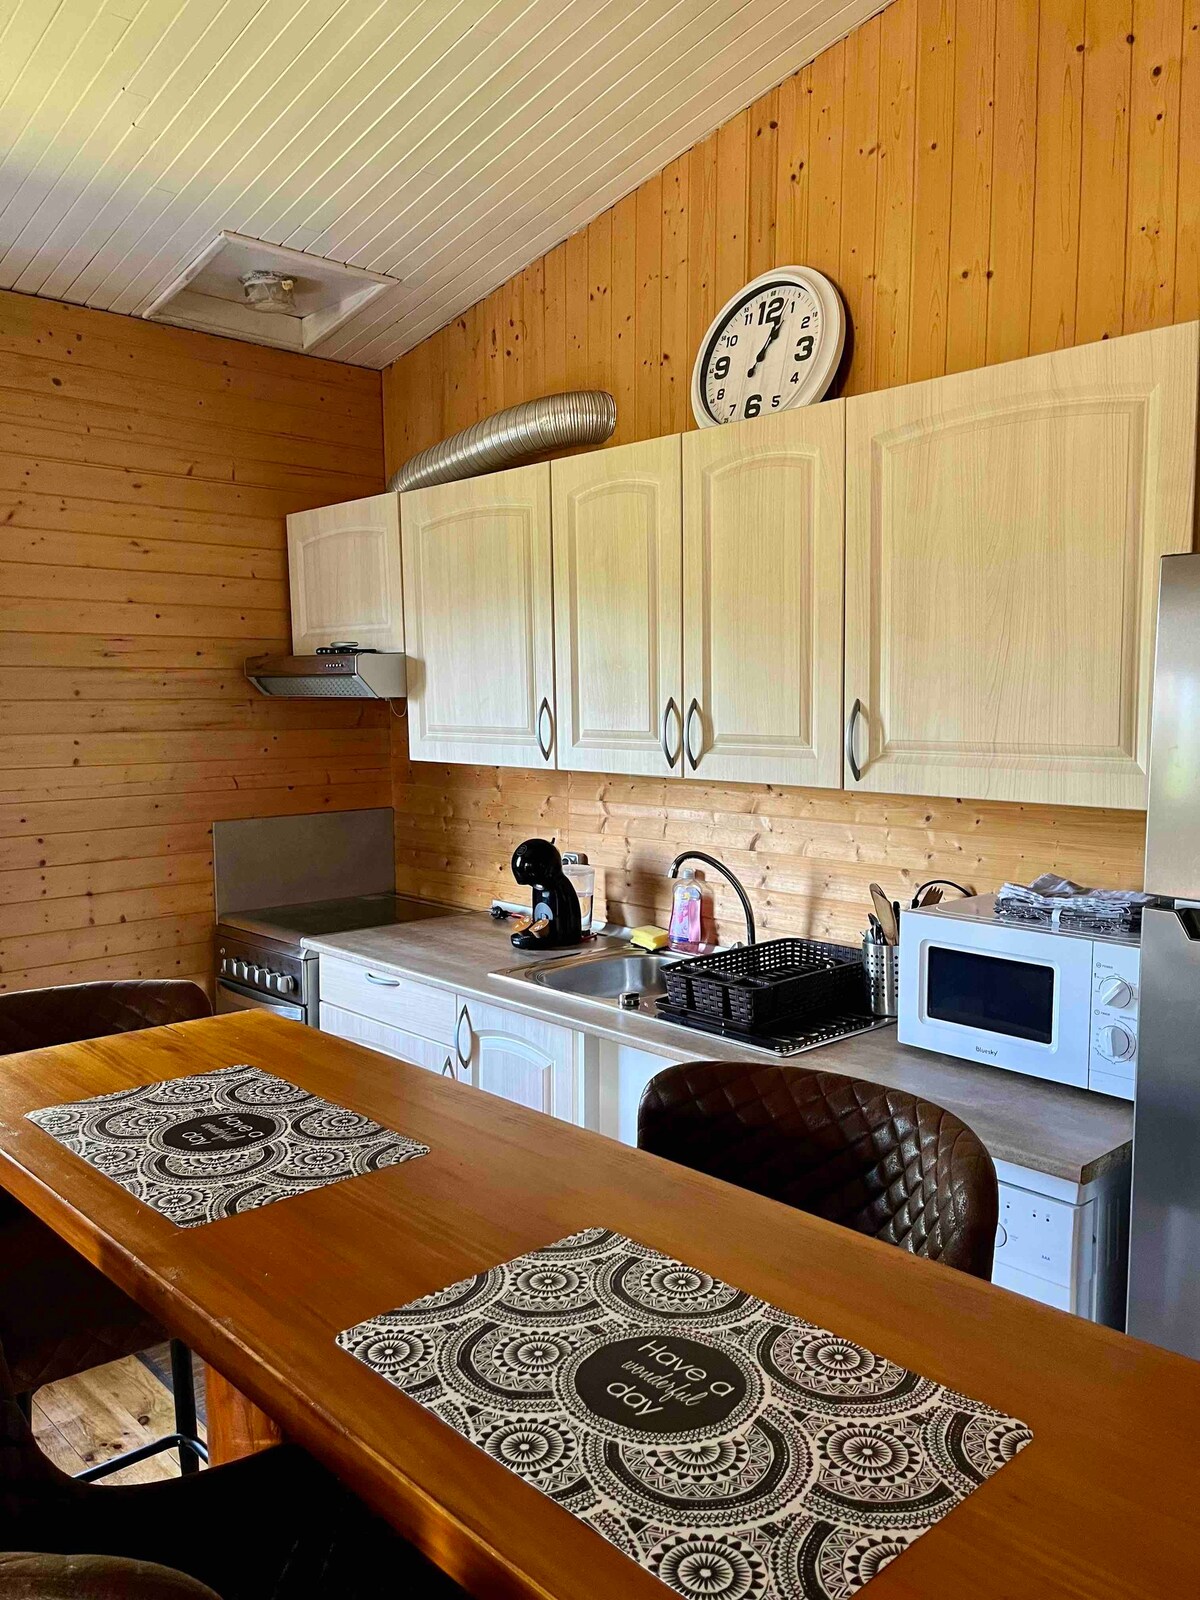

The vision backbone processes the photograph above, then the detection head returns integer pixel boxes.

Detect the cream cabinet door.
[287,493,403,653]
[401,463,556,767]
[681,406,845,787]
[454,996,582,1122]
[845,323,1198,808]
[552,437,683,775]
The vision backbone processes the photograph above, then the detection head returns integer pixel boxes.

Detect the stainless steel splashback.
[1144,553,1200,898]
[213,808,394,918]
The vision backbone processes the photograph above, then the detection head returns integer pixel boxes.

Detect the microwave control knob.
[1097,1023,1136,1062]
[1099,977,1135,1010]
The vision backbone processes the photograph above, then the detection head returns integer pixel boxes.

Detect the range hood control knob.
[1097,1023,1135,1062]
[1099,977,1135,1009]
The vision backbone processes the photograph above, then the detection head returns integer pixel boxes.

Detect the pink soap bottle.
[668,867,704,951]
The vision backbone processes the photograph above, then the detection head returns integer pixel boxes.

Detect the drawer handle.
[684,698,702,771]
[442,1055,454,1078]
[365,972,400,987]
[455,1004,471,1071]
[845,697,864,783]
[995,1223,1008,1249]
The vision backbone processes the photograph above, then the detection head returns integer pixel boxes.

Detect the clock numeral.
[744,393,763,419]
[715,387,725,400]
[790,371,801,384]
[795,335,815,362]
[757,296,785,325]
[713,355,730,380]
[800,314,812,329]
[771,394,781,409]
[727,333,739,346]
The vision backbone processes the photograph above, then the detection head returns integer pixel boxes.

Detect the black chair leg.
[169,1338,202,1475]
[16,1389,32,1425]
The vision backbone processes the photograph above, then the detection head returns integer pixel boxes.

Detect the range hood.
[245,646,406,699]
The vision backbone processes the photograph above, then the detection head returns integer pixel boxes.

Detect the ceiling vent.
[141,231,393,354]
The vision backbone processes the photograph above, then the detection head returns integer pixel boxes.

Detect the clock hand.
[745,319,782,376]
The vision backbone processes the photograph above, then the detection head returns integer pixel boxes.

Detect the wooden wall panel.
[380,0,1196,942]
[0,289,388,993]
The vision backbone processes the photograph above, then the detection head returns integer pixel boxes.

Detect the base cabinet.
[454,996,584,1123]
[319,1003,455,1079]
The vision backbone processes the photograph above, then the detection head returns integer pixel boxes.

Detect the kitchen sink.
[493,946,681,1010]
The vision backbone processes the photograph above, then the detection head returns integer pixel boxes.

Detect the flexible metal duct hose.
[387,390,617,493]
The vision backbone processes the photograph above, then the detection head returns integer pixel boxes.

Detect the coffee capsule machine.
[510,837,583,950]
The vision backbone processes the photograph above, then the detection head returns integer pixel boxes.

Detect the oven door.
[216,978,307,1025]
[898,914,1092,1086]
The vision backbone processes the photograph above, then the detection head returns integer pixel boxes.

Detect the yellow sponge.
[629,924,670,951]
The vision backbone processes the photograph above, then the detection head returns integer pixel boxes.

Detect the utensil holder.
[862,939,900,1017]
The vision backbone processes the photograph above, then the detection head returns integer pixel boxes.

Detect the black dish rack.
[661,938,866,1029]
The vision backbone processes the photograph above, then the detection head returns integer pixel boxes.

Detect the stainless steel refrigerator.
[1128,551,1200,1358]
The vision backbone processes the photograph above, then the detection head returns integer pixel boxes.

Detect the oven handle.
[216,978,306,1024]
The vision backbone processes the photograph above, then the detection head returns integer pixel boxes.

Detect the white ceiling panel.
[0,0,889,368]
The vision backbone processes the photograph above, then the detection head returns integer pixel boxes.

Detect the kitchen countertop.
[303,913,1133,1186]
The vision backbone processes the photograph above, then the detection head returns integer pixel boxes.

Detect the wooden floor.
[31,1346,207,1485]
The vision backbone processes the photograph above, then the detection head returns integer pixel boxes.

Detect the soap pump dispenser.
[668,867,704,951]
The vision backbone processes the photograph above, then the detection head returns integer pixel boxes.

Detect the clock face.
[690,267,845,427]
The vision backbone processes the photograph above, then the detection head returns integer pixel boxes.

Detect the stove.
[214,893,456,1026]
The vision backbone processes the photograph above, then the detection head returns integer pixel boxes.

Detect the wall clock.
[690,266,846,427]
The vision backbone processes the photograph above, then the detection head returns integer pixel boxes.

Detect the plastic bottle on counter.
[668,867,705,952]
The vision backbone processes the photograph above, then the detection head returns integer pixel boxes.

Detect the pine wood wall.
[381,0,1186,941]
[0,290,388,994]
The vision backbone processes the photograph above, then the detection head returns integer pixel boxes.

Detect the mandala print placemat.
[27,1064,429,1228]
[338,1227,1031,1600]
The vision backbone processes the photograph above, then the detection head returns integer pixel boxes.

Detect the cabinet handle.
[660,697,682,770]
[365,972,400,987]
[684,698,702,771]
[845,698,864,783]
[536,696,553,762]
[441,1055,454,1078]
[455,1004,471,1072]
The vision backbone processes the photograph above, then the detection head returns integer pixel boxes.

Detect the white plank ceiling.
[0,0,887,369]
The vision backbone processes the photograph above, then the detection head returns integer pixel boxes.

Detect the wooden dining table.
[0,1009,1195,1600]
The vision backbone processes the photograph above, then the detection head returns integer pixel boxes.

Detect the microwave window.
[926,946,1055,1045]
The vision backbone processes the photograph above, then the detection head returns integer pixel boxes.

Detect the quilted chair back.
[638,1060,998,1279]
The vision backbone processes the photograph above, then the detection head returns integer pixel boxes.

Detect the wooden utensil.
[870,883,898,945]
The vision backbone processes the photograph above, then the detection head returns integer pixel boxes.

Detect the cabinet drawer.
[320,1004,454,1076]
[995,1185,1086,1288]
[318,955,455,1043]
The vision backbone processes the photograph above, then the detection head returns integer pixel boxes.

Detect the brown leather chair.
[0,1554,220,1600]
[638,1060,999,1279]
[0,982,212,1477]
[0,1335,464,1600]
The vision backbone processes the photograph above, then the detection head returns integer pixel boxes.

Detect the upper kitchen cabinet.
[844,324,1198,808]
[681,405,846,788]
[286,493,403,653]
[552,437,683,776]
[401,462,556,767]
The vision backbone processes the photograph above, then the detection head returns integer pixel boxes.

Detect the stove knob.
[219,957,230,976]
[275,973,296,994]
[250,966,264,986]
[233,960,247,981]
[1099,977,1135,1010]
[1097,1023,1135,1062]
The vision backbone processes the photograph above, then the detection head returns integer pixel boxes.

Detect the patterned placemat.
[338,1227,1031,1600]
[27,1063,429,1228]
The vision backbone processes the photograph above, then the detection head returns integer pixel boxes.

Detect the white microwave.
[898,895,1139,1100]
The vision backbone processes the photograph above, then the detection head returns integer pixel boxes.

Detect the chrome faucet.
[668,851,757,946]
